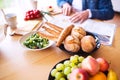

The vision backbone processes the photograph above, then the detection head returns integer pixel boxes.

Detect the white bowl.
[19,32,55,51]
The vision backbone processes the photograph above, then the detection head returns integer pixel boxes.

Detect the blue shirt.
[57,0,114,20]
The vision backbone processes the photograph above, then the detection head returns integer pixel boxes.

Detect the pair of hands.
[62,3,89,23]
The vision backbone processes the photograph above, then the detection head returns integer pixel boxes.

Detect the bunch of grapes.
[24,9,42,20]
[50,55,85,80]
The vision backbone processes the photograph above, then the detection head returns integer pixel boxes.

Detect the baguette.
[42,26,60,37]
[37,32,58,41]
[45,22,63,32]
[56,24,74,47]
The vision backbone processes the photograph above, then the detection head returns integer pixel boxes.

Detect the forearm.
[90,0,114,20]
[90,9,114,20]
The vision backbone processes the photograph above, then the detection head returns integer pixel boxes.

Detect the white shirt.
[72,0,82,11]
[72,0,92,18]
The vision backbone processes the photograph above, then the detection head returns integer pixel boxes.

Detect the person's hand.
[70,10,89,23]
[62,3,72,16]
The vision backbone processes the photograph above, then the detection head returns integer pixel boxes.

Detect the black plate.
[48,58,69,80]
[59,31,101,56]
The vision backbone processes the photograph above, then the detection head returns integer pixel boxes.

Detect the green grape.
[60,77,66,80]
[74,55,79,59]
[51,69,58,77]
[70,62,76,67]
[63,60,71,67]
[70,55,79,64]
[71,65,78,71]
[56,63,65,71]
[78,56,85,62]
[55,72,64,80]
[51,55,85,80]
[64,67,71,75]
[67,73,71,80]
[77,63,82,68]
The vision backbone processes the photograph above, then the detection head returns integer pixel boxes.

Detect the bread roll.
[56,24,74,47]
[81,35,96,53]
[64,35,80,52]
[71,27,86,40]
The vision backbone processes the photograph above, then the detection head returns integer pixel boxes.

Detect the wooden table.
[0,13,120,80]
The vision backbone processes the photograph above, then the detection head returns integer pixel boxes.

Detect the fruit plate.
[59,31,101,56]
[48,56,109,80]
[19,31,55,51]
[48,55,86,80]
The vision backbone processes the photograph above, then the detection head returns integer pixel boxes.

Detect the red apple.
[96,58,109,72]
[81,56,100,76]
[70,68,89,80]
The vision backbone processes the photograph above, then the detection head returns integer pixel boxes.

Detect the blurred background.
[0,0,57,10]
[0,0,57,20]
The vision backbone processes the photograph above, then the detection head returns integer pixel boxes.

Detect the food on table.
[45,22,63,33]
[37,22,63,41]
[37,22,97,53]
[42,26,60,37]
[69,68,89,80]
[71,27,86,40]
[24,9,51,21]
[64,35,80,52]
[50,55,114,80]
[81,56,100,76]
[107,69,118,80]
[56,24,74,47]
[24,9,42,20]
[50,55,85,80]
[89,72,107,80]
[37,31,58,41]
[96,58,109,72]
[23,33,49,49]
[47,6,54,12]
[81,35,96,53]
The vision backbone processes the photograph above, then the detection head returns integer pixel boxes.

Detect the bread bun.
[71,27,86,40]
[64,35,80,52]
[56,24,74,47]
[81,35,96,53]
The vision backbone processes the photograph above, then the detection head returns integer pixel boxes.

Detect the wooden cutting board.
[13,20,41,35]
[19,20,41,31]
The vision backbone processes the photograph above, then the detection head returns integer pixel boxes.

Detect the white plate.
[19,32,55,51]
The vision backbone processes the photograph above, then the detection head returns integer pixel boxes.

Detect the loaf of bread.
[56,24,74,47]
[81,35,96,53]
[71,27,86,40]
[64,35,81,52]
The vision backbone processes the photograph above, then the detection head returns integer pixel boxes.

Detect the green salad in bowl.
[19,32,54,50]
[23,33,49,49]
